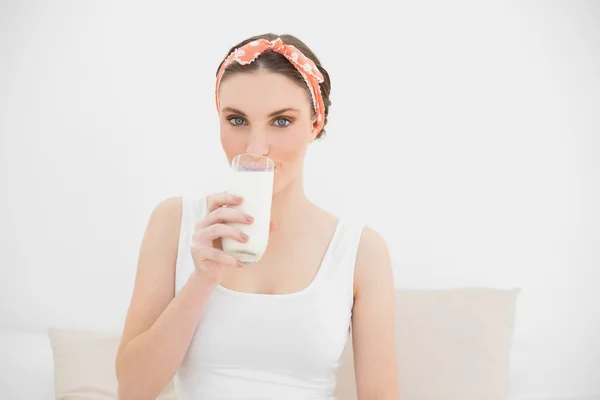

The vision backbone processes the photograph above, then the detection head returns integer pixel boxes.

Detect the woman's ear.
[309,117,319,142]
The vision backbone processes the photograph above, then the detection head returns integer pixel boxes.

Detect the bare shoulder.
[116,196,184,359]
[357,226,390,257]
[148,197,183,227]
[354,226,393,294]
[139,196,184,270]
[350,225,399,396]
[133,195,184,285]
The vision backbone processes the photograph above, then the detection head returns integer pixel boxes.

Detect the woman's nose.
[245,132,269,155]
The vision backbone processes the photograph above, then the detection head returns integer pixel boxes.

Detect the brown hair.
[216,33,332,139]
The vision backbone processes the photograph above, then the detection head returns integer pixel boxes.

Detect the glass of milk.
[222,154,274,264]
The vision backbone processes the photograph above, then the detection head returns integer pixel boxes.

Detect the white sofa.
[2,288,520,399]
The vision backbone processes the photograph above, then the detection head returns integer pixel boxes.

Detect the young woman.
[116,33,399,399]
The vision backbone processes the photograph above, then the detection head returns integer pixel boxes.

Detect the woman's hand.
[190,192,254,283]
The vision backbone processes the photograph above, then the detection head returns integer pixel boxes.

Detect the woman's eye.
[274,117,291,127]
[228,117,246,126]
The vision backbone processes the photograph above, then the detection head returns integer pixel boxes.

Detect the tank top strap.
[320,218,366,306]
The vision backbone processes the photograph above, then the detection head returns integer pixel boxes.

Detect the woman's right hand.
[190,192,252,283]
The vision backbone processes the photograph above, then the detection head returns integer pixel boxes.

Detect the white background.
[1,1,599,399]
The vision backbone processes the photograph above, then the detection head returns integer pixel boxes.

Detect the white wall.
[1,1,599,399]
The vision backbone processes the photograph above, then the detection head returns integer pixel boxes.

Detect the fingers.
[196,223,248,245]
[199,206,253,229]
[191,192,251,270]
[206,192,243,213]
[191,243,240,268]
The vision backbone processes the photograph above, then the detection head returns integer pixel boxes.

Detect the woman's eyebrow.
[221,107,300,118]
[267,108,300,117]
[221,107,247,116]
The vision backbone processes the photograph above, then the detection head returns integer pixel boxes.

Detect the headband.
[215,38,325,134]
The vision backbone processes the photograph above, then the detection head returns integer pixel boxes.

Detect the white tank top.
[173,196,364,400]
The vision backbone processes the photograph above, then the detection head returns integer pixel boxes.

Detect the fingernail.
[246,214,254,223]
[237,260,245,268]
[240,232,249,241]
[234,195,243,201]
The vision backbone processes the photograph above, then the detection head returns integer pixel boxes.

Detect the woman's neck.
[270,173,312,231]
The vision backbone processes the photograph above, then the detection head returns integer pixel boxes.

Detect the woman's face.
[218,70,317,195]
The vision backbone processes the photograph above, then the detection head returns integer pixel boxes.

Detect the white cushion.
[335,288,520,400]
[48,328,175,400]
[47,288,519,400]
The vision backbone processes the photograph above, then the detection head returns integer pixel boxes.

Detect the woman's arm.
[351,227,399,399]
[115,198,217,400]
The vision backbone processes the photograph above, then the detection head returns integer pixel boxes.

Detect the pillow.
[48,328,176,400]
[334,287,520,400]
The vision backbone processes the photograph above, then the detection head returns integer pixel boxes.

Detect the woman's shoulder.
[357,226,389,259]
[313,205,372,238]
[316,203,392,295]
[147,194,207,230]
[353,224,393,289]
[147,197,183,226]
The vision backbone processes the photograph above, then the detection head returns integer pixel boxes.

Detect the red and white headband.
[215,38,325,133]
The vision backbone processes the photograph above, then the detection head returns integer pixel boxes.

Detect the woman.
[115,33,398,399]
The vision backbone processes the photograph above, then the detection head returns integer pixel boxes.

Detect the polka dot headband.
[215,38,325,134]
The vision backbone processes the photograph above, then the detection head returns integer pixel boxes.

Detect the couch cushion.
[48,328,175,400]
[334,287,520,400]
[48,287,519,400]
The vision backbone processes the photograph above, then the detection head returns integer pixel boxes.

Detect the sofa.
[42,287,520,400]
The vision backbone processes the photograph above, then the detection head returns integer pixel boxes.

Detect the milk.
[222,169,274,263]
